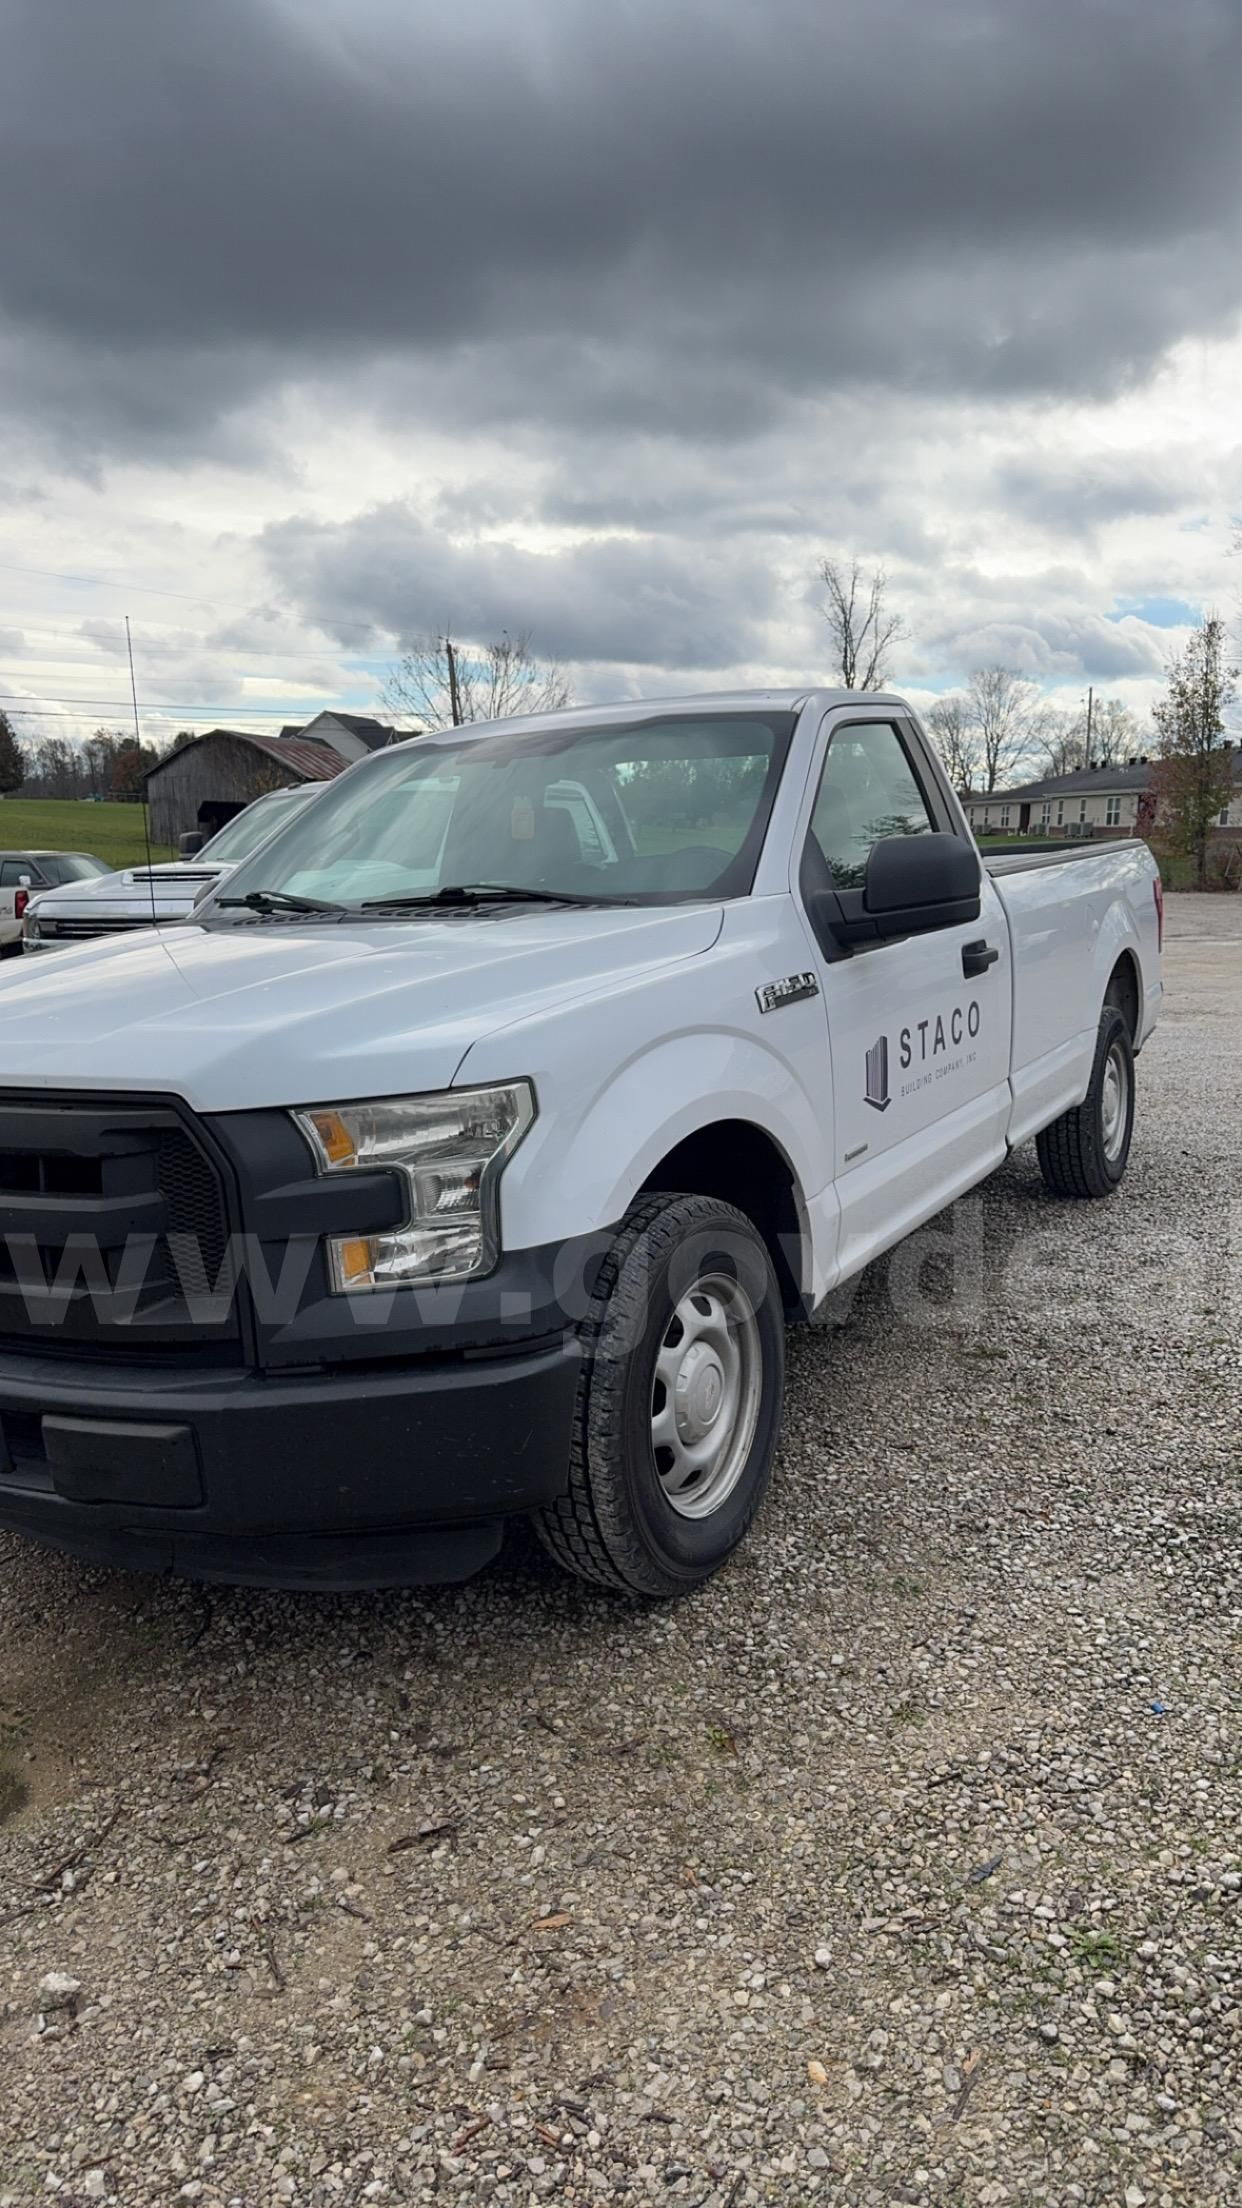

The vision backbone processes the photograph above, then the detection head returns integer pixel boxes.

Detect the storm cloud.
[262,502,782,672]
[4,0,1242,455]
[0,0,1239,724]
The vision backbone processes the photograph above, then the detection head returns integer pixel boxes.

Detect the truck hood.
[30,860,230,914]
[0,906,723,1111]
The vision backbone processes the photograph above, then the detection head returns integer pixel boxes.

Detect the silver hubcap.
[1101,1041,1129,1162]
[650,1273,763,1519]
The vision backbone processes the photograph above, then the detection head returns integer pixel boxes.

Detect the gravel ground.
[1,893,1239,2208]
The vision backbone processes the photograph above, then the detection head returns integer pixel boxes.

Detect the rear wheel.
[534,1193,785,1596]
[1036,1003,1134,1199]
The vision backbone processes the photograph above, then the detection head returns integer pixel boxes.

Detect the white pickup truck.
[0,691,1162,1595]
[19,785,318,953]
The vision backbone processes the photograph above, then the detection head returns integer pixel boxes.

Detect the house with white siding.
[963,750,1242,841]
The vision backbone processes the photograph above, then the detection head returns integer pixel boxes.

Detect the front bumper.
[0,1336,581,1589]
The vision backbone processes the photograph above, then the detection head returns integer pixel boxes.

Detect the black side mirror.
[862,833,981,938]
[179,831,205,856]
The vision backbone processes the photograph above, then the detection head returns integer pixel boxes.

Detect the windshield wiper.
[360,883,636,911]
[216,888,346,915]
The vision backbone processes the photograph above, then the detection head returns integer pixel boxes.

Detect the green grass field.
[0,798,174,867]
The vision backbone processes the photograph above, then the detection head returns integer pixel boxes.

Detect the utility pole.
[445,637,463,727]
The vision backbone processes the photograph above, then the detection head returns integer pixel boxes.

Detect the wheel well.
[1106,951,1140,1045]
[639,1121,805,1318]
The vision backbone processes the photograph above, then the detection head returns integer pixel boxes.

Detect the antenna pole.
[126,616,158,924]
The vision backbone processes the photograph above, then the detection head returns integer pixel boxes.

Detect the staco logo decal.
[865,1000,983,1112]
[864,1034,890,1112]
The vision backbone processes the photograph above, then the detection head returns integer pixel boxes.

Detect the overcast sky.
[1,0,1240,750]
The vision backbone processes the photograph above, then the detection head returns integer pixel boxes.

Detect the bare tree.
[1088,696,1138,766]
[818,557,908,690]
[924,694,982,792]
[1040,695,1137,778]
[384,631,571,731]
[966,666,1053,793]
[1040,709,1086,779]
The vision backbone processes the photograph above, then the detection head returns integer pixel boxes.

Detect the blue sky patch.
[1110,595,1198,629]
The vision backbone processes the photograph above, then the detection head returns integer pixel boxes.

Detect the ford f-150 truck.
[0,691,1162,1595]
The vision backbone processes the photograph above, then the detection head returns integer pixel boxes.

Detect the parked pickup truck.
[0,691,1162,1595]
[20,785,318,953]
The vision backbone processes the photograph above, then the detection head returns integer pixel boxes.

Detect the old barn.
[145,713,396,848]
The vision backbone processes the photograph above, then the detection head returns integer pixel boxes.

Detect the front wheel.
[534,1193,785,1596]
[1036,1004,1135,1199]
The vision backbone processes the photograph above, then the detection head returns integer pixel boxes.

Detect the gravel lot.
[1,894,1239,2208]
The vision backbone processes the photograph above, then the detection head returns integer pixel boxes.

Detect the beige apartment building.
[963,752,1242,840]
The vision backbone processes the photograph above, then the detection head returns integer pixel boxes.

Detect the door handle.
[962,939,1000,978]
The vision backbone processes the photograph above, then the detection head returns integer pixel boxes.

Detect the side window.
[807,722,936,890]
[0,858,35,886]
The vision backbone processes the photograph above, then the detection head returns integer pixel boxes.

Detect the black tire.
[534,1193,785,1596]
[1036,1004,1135,1199]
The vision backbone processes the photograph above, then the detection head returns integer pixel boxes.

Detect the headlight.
[293,1082,535,1292]
[21,913,40,942]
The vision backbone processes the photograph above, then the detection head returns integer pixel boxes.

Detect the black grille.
[0,1147,101,1197]
[0,1094,239,1359]
[157,1129,229,1287]
[39,917,153,941]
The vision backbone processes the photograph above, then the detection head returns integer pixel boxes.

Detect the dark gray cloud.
[3,0,1241,458]
[995,453,1218,532]
[262,502,780,670]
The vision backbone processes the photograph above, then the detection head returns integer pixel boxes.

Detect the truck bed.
[984,838,1147,876]
[986,836,1161,1145]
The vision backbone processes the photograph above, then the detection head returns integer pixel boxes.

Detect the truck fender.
[486,1027,835,1290]
[1090,895,1145,1045]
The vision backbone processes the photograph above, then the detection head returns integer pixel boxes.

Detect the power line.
[0,648,384,685]
[0,556,268,607]
[4,628,389,667]
[0,555,394,645]
[0,692,384,718]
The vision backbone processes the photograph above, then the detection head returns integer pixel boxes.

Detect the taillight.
[1153,875,1164,952]
[14,889,28,921]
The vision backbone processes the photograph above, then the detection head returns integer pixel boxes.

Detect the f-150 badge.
[755,972,820,1014]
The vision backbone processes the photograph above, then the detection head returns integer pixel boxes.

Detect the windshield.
[211,712,795,911]
[199,791,311,865]
[43,853,111,883]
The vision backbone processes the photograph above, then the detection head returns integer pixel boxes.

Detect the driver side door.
[797,716,1013,1279]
